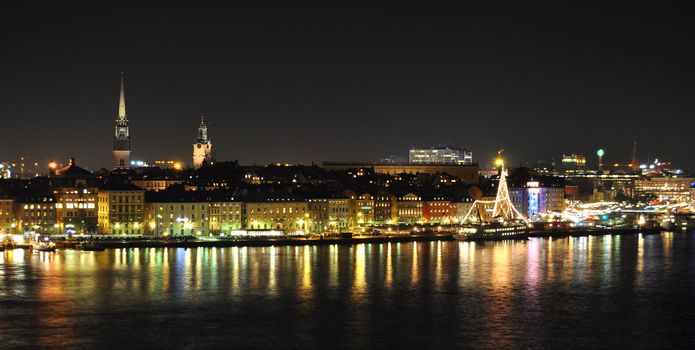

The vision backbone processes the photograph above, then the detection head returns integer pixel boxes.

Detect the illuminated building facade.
[509,182,565,221]
[193,116,213,169]
[97,184,145,235]
[243,193,309,231]
[355,193,375,225]
[452,200,474,223]
[634,177,695,202]
[50,158,98,234]
[423,197,454,224]
[209,201,243,234]
[374,191,397,225]
[561,154,586,169]
[15,193,57,234]
[0,196,14,234]
[307,196,352,233]
[409,146,473,165]
[113,73,131,169]
[146,202,210,236]
[397,193,423,224]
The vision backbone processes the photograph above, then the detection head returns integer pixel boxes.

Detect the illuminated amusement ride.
[453,158,530,241]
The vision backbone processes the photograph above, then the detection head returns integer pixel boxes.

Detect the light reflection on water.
[2,233,695,348]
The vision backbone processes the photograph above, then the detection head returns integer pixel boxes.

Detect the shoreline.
[6,228,687,251]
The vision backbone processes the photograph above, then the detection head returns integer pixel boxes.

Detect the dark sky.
[1,4,694,171]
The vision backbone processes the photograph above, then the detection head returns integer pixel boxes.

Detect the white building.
[408,147,472,165]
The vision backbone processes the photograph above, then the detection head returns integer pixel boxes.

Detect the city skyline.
[2,4,694,170]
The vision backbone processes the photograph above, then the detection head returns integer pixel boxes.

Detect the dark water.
[2,233,695,349]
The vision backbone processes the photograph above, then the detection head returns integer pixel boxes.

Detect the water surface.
[2,233,695,349]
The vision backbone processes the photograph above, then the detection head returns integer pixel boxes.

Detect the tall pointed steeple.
[118,71,127,120]
[113,71,131,168]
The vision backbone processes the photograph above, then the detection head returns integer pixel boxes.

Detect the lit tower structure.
[113,72,131,169]
[597,148,605,171]
[193,116,212,169]
[461,156,526,224]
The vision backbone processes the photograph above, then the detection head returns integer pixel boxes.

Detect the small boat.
[660,220,676,231]
[33,241,57,252]
[38,245,57,252]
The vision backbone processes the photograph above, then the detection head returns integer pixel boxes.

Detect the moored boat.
[453,221,529,241]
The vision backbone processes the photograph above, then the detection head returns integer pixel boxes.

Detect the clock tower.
[193,116,212,169]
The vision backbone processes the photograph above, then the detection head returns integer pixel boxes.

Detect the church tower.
[113,72,131,168]
[193,116,212,169]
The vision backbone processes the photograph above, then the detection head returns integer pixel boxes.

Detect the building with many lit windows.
[374,191,398,225]
[307,193,353,234]
[98,183,145,235]
[560,154,587,170]
[409,146,472,165]
[0,194,15,235]
[145,191,210,237]
[14,193,57,234]
[49,158,98,234]
[397,193,423,224]
[423,196,454,224]
[243,192,309,232]
[634,177,695,203]
[209,198,243,235]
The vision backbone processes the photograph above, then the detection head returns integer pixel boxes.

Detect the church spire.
[118,71,127,120]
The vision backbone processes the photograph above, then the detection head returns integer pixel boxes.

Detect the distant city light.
[596,149,605,157]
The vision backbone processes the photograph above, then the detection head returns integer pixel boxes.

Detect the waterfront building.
[509,182,565,221]
[374,191,397,225]
[97,183,145,235]
[423,196,454,224]
[14,192,57,234]
[307,194,352,233]
[0,194,15,235]
[208,195,243,235]
[397,193,423,224]
[452,199,474,223]
[113,72,131,169]
[506,167,565,221]
[634,177,695,203]
[49,158,98,234]
[409,146,473,165]
[354,193,375,226]
[243,192,309,232]
[193,116,213,169]
[145,190,211,236]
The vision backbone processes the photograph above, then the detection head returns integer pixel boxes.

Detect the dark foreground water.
[2,233,695,349]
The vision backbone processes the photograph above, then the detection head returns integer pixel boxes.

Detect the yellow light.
[495,158,504,167]
[173,162,183,170]
[48,162,57,169]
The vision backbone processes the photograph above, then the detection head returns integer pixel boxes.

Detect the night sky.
[2,4,694,171]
